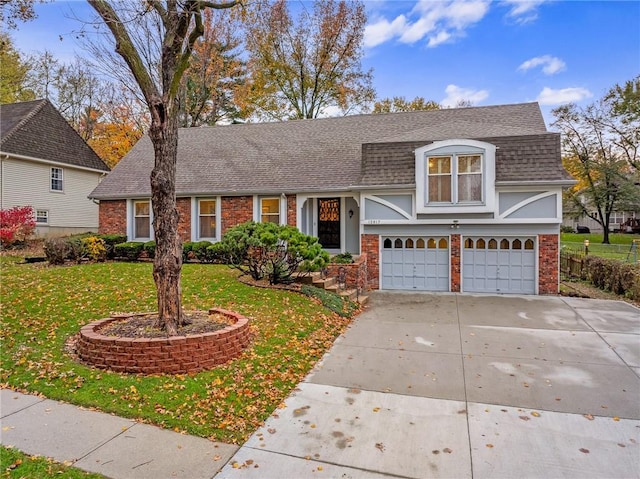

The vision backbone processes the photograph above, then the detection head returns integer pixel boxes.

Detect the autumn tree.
[178,8,246,126]
[0,33,35,103]
[88,0,241,334]
[553,98,639,244]
[242,0,374,120]
[373,96,440,114]
[602,75,639,172]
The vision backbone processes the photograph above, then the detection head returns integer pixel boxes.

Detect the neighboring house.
[563,211,639,233]
[90,102,574,294]
[0,99,110,237]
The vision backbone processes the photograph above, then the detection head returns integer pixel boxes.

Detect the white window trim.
[415,139,496,214]
[130,199,153,241]
[192,197,221,241]
[254,195,286,225]
[35,209,49,224]
[50,167,64,192]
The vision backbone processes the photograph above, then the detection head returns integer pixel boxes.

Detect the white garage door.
[381,237,449,291]
[462,237,536,294]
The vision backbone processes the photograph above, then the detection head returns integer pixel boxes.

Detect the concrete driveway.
[219,293,640,479]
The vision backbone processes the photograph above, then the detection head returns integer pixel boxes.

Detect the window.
[199,199,217,239]
[427,154,482,204]
[261,198,280,224]
[35,210,48,224]
[134,200,151,239]
[51,167,63,191]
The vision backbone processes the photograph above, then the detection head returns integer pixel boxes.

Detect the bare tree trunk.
[148,101,184,336]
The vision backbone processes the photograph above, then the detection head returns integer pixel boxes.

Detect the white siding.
[0,157,104,229]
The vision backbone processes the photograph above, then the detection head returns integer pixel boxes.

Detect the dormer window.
[416,139,495,214]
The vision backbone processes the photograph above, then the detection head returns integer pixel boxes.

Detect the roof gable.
[0,99,110,172]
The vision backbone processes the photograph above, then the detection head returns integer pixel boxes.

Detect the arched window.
[439,238,448,249]
[513,239,522,249]
[500,239,510,249]
[525,239,534,250]
[383,238,392,249]
[416,238,425,249]
[488,239,497,249]
[405,238,414,248]
[394,238,403,249]
[477,238,486,249]
[464,238,474,248]
[427,238,437,249]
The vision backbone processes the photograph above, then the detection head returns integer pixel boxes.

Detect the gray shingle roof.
[0,99,110,172]
[90,102,565,199]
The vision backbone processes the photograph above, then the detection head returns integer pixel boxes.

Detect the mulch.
[98,311,231,338]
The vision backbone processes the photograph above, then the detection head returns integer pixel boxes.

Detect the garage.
[462,237,536,294]
[381,236,449,291]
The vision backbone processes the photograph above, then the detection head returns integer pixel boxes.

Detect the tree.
[602,76,640,172]
[0,33,35,103]
[553,100,639,244]
[0,0,41,29]
[88,0,241,334]
[373,96,440,114]
[178,8,246,126]
[241,0,374,120]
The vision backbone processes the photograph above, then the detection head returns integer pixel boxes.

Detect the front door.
[318,198,340,249]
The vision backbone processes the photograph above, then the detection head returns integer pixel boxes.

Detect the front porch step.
[312,276,336,289]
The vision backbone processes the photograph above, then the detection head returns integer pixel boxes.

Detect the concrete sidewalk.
[2,293,639,479]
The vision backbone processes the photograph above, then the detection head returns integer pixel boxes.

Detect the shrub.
[143,240,156,259]
[82,236,107,262]
[0,206,36,248]
[205,242,227,264]
[182,242,195,262]
[218,221,330,284]
[191,241,213,262]
[44,237,71,265]
[66,237,86,262]
[331,252,354,264]
[99,234,127,259]
[560,225,576,234]
[114,242,144,261]
[300,285,359,317]
[583,256,640,301]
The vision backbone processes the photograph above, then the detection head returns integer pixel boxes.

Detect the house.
[0,99,110,237]
[90,102,574,294]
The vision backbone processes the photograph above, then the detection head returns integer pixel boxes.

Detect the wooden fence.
[560,250,585,278]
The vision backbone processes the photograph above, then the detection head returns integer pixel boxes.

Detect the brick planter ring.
[77,308,250,375]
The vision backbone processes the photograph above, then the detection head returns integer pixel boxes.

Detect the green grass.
[560,233,640,261]
[0,446,106,478]
[0,259,354,444]
[560,232,640,245]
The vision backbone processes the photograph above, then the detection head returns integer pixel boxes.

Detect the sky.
[7,0,640,127]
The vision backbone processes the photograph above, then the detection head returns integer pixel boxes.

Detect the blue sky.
[8,0,640,126]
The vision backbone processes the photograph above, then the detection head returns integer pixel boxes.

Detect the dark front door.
[318,198,340,249]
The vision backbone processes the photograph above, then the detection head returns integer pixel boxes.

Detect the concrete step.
[357,295,369,305]
[312,276,336,289]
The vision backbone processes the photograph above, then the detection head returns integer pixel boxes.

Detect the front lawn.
[560,233,640,261]
[561,232,640,245]
[0,446,106,479]
[0,258,353,444]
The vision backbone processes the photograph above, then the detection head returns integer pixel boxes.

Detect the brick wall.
[176,198,191,242]
[450,234,461,292]
[361,234,379,289]
[287,195,297,227]
[221,196,253,234]
[77,308,251,374]
[325,254,368,291]
[538,233,559,294]
[98,200,127,236]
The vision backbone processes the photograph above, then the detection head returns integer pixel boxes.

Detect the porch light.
[450,220,460,229]
[584,239,589,256]
[349,209,354,219]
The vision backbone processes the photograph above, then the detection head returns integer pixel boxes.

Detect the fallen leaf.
[613,416,620,421]
[583,414,594,421]
[375,442,385,452]
[213,455,221,461]
[317,466,323,471]
[443,448,453,454]
[531,411,541,417]
[519,416,530,421]
[486,444,494,448]
[579,448,590,454]
[267,428,276,434]
[232,462,240,469]
[310,423,316,428]
[372,407,380,412]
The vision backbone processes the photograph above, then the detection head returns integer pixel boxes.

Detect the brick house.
[1,99,110,236]
[90,102,574,294]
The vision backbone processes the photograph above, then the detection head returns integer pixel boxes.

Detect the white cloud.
[364,15,408,48]
[536,87,593,105]
[518,55,566,75]
[364,0,490,49]
[502,0,549,24]
[441,84,489,107]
